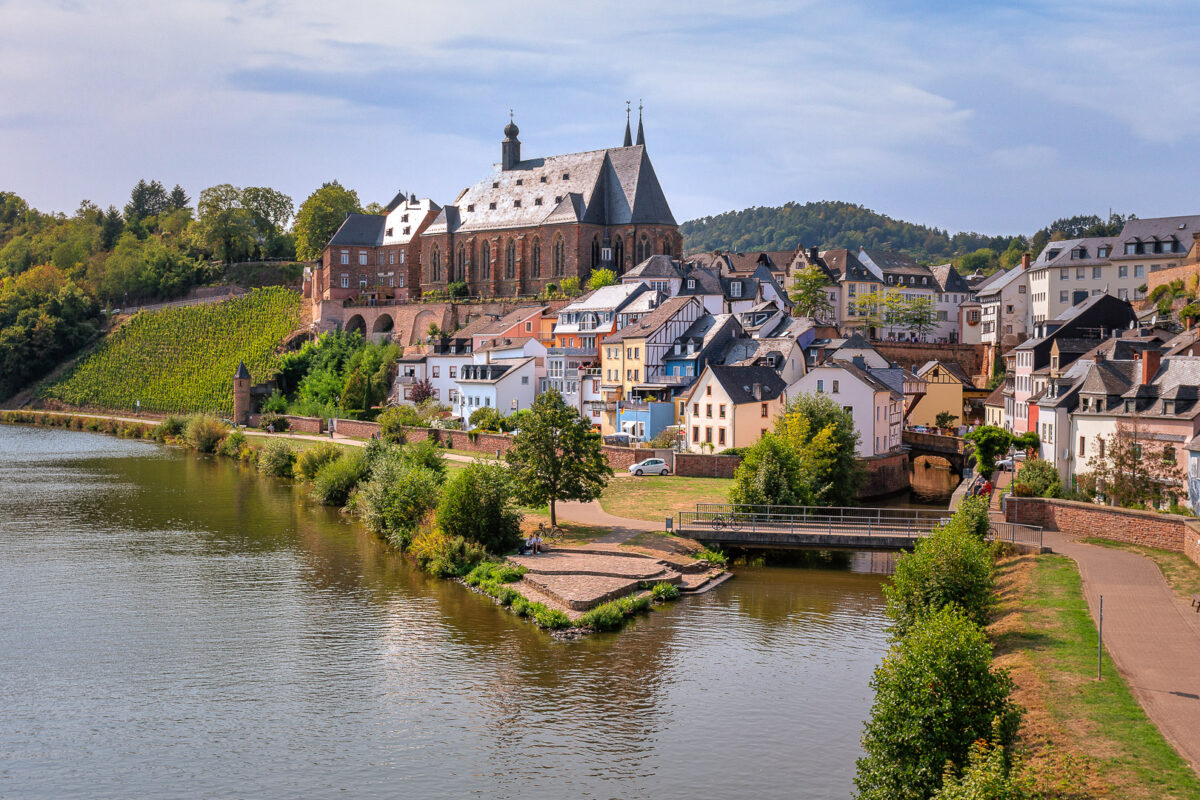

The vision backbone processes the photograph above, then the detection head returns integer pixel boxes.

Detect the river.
[0,424,892,799]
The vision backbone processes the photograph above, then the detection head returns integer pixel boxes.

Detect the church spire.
[635,99,645,146]
[623,100,633,147]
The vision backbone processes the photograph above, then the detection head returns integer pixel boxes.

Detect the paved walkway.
[1043,531,1200,773]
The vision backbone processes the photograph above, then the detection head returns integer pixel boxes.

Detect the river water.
[0,425,891,799]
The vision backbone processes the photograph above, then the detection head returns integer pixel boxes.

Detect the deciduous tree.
[789,265,835,321]
[195,184,255,263]
[506,389,612,526]
[586,268,617,291]
[294,181,361,261]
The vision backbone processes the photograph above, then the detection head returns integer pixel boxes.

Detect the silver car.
[628,458,670,476]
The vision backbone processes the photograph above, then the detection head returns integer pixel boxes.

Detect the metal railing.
[988,521,1044,549]
[679,504,952,539]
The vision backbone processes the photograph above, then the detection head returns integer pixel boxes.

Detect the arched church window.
[506,240,516,280]
[553,236,565,276]
[481,241,491,280]
[591,236,600,268]
[531,238,541,276]
[456,245,466,282]
[431,245,441,282]
[613,236,624,272]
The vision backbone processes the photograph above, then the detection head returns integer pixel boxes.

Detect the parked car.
[628,458,670,477]
[996,457,1015,471]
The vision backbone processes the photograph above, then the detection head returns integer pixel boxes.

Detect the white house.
[455,357,538,421]
[791,360,902,456]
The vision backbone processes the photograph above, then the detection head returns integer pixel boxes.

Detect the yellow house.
[908,360,972,428]
[598,296,702,435]
[682,364,789,452]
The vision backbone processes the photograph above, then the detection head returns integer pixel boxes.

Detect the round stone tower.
[233,362,252,426]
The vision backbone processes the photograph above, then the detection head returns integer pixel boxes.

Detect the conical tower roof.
[234,361,251,380]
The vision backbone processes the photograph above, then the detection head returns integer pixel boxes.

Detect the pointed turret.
[635,100,645,146]
[623,100,633,147]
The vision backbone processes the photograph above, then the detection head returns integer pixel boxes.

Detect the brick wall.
[874,341,986,382]
[1005,497,1197,555]
[860,452,910,498]
[246,414,324,434]
[333,418,382,438]
[675,452,742,478]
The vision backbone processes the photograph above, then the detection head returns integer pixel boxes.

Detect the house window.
[706,404,713,418]
[1059,290,1068,303]
[817,379,824,392]
[719,404,726,419]
[761,403,768,417]
[693,403,699,416]
[687,279,695,289]
[359,252,368,266]
[1092,266,1102,279]
[731,282,742,298]
[706,386,712,396]
[692,426,699,443]
[705,427,712,443]
[340,275,349,288]
[521,376,529,385]
[340,251,349,265]
[1134,265,1145,278]
[432,366,440,378]
[832,380,840,393]
[718,428,726,446]
[1019,285,1027,294]
[1060,268,1068,280]
[1079,436,1086,456]
[449,367,457,378]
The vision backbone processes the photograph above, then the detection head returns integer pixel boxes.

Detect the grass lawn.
[1079,538,1200,601]
[991,554,1200,799]
[598,475,733,522]
[518,511,609,545]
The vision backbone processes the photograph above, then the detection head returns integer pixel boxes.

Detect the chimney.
[752,383,762,401]
[1094,351,1105,364]
[1141,348,1161,384]
[1021,252,1031,270]
[809,247,819,262]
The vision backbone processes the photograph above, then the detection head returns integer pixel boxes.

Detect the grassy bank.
[598,474,734,522]
[991,554,1200,799]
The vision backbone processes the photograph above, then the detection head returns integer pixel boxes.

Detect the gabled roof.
[917,360,972,384]
[817,249,881,284]
[605,296,697,343]
[677,265,725,296]
[974,264,1025,297]
[560,282,647,313]
[860,248,931,278]
[928,264,971,294]
[327,213,386,247]
[429,144,675,235]
[474,305,547,337]
[705,364,789,404]
[815,359,902,398]
[624,254,684,280]
[983,384,1007,407]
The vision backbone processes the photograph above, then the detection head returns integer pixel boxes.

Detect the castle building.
[306,111,682,331]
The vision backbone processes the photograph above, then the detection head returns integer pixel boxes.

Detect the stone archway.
[345,314,366,335]
[911,454,958,502]
[370,313,395,344]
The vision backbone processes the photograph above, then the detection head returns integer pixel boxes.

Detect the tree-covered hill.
[680,201,1021,263]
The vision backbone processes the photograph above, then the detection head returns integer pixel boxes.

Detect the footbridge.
[676,503,1042,551]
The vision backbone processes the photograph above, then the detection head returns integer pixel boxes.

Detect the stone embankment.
[509,546,728,616]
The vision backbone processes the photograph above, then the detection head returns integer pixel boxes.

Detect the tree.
[1086,419,1184,508]
[409,377,434,404]
[363,201,385,215]
[902,294,937,340]
[774,393,864,506]
[241,186,295,258]
[586,268,617,291]
[965,425,1039,479]
[729,434,802,507]
[294,181,361,261]
[958,248,997,275]
[559,276,582,296]
[935,411,958,429]
[437,462,522,553]
[195,184,255,263]
[506,389,612,526]
[1012,458,1061,498]
[168,184,190,211]
[341,368,368,413]
[469,405,505,431]
[855,607,1021,800]
[100,206,125,249]
[789,265,835,321]
[124,179,169,223]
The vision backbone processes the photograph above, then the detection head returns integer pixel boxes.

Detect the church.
[307,109,682,310]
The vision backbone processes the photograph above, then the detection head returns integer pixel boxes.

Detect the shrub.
[184,414,229,453]
[350,448,438,544]
[955,495,991,540]
[311,450,368,507]
[258,413,289,432]
[932,728,1035,800]
[257,439,296,478]
[469,406,505,432]
[855,607,1021,800]
[651,582,681,601]
[1015,458,1061,498]
[696,548,728,567]
[530,603,571,629]
[155,415,186,441]
[218,429,247,458]
[376,405,415,443]
[295,441,343,481]
[578,594,652,631]
[884,520,994,637]
[437,462,522,554]
[400,438,447,483]
[424,534,488,578]
[261,390,288,414]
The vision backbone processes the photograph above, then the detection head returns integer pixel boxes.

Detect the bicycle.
[537,522,565,541]
[709,513,744,532]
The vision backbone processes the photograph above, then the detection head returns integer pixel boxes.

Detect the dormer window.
[539,175,548,183]
[514,200,521,207]
[1125,241,1140,255]
[562,172,569,180]
[731,282,742,298]
[386,228,393,237]
[555,195,562,203]
[535,197,543,206]
[1048,249,1061,260]
[1165,400,1176,415]
[922,277,927,284]
[515,179,523,186]
[467,204,475,212]
[489,202,497,210]
[687,279,696,289]
[887,275,894,284]
[492,181,499,188]
[1098,245,1110,258]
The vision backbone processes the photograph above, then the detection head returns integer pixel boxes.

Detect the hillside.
[40,287,302,416]
[680,201,1020,263]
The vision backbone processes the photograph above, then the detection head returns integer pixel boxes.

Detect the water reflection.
[0,424,891,800]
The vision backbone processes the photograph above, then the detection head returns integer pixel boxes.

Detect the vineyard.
[41,287,303,415]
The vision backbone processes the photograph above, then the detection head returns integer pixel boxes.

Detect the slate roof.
[983,384,1007,407]
[706,364,789,404]
[720,336,798,367]
[974,265,1025,297]
[426,144,675,235]
[234,362,251,380]
[454,314,504,338]
[860,248,932,279]
[929,264,971,294]
[623,254,684,280]
[678,265,725,297]
[1030,237,1118,269]
[474,305,547,337]
[1115,215,1200,255]
[917,360,972,384]
[327,213,386,247]
[822,360,903,398]
[605,296,697,343]
[818,249,880,283]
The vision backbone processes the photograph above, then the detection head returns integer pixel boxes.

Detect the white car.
[628,458,670,476]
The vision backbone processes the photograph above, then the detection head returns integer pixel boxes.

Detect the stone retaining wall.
[246,414,324,433]
[674,452,741,478]
[332,418,382,438]
[860,452,910,498]
[1006,496,1200,568]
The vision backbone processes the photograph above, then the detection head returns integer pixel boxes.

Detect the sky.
[2,0,1199,237]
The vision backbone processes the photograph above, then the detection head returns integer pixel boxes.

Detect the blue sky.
[2,0,1198,236]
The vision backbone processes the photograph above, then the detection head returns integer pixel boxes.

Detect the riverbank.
[0,409,728,635]
[991,553,1200,798]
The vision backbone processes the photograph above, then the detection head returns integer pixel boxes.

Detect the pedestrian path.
[1044,531,1200,773]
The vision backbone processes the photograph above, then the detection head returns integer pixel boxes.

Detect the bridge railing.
[988,521,1043,549]
[679,504,953,539]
